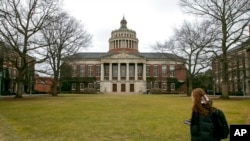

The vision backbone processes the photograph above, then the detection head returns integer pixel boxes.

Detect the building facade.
[212,38,250,96]
[61,17,187,94]
[0,41,35,95]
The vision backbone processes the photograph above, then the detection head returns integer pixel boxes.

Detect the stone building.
[61,17,187,94]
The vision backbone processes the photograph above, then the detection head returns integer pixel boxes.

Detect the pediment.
[103,52,144,59]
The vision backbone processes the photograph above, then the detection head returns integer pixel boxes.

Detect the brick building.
[212,37,250,96]
[61,17,187,94]
[0,42,35,95]
[34,74,54,94]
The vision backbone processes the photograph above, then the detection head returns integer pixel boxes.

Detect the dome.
[108,17,139,53]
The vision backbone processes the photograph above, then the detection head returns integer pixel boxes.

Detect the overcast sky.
[63,0,194,52]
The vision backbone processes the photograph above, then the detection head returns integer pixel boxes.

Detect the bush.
[229,91,243,96]
[150,88,162,94]
[82,88,97,94]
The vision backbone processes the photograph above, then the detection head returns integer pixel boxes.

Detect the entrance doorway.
[121,84,126,92]
[113,84,117,92]
[130,84,134,92]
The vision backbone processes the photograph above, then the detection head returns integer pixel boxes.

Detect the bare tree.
[156,20,218,95]
[41,12,92,96]
[179,0,250,98]
[0,0,60,98]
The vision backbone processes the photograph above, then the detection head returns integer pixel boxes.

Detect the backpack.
[212,108,230,139]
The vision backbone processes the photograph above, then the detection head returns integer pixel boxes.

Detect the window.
[72,83,76,90]
[162,83,167,90]
[80,65,85,77]
[96,65,101,76]
[88,65,93,77]
[88,83,93,88]
[153,65,159,77]
[120,64,126,80]
[162,65,167,77]
[146,65,150,76]
[13,68,17,78]
[170,65,175,77]
[72,65,77,77]
[137,64,143,77]
[112,64,118,78]
[104,64,109,77]
[129,64,135,77]
[154,82,159,88]
[171,83,175,90]
[80,83,84,90]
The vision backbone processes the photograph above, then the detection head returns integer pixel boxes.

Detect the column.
[101,63,104,81]
[126,63,129,81]
[109,63,112,80]
[135,63,138,81]
[118,63,121,81]
[143,63,146,81]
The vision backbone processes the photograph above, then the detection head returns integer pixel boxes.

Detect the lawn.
[0,94,249,141]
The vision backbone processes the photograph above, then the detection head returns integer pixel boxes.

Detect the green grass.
[0,94,249,141]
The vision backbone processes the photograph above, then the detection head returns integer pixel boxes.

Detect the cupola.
[108,17,139,53]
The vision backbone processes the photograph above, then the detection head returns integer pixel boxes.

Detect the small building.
[61,17,187,94]
[34,74,53,94]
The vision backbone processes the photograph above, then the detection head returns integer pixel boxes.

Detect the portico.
[101,62,146,81]
[99,52,147,93]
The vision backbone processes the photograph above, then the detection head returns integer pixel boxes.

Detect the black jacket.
[190,109,220,141]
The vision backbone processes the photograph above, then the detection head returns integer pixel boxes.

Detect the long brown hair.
[192,88,211,116]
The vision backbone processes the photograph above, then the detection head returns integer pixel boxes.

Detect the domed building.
[61,17,187,94]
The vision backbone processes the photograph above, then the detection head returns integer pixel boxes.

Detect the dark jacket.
[190,108,220,141]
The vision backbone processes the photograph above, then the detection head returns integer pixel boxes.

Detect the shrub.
[150,88,162,94]
[82,88,97,94]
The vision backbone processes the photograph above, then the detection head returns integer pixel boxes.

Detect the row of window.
[146,82,175,90]
[71,83,100,91]
[1,67,17,78]
[112,40,137,49]
[113,33,135,38]
[71,83,176,92]
[71,64,176,78]
[72,65,100,77]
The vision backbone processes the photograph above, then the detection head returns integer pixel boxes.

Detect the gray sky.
[63,0,194,52]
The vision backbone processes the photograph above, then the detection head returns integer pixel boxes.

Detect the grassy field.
[0,94,249,141]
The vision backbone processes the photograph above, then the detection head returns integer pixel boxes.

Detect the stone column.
[109,63,112,80]
[143,63,146,81]
[135,63,138,81]
[101,63,104,81]
[126,62,129,81]
[118,63,121,81]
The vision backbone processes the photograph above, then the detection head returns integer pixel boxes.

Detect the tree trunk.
[221,60,230,99]
[188,78,193,96]
[51,79,58,96]
[221,48,229,97]
[15,81,23,98]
